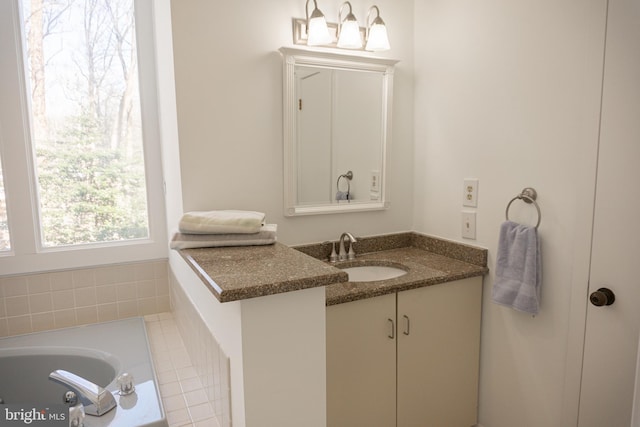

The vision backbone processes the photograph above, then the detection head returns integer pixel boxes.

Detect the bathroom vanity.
[176,232,487,427]
[297,233,486,426]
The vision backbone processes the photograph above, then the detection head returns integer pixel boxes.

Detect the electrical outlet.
[461,211,476,239]
[463,179,479,207]
[371,170,380,193]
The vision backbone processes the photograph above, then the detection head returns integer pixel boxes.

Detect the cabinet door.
[326,293,396,427]
[397,277,482,427]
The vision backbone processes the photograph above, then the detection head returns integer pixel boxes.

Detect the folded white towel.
[492,221,542,315]
[170,224,277,250]
[178,210,266,235]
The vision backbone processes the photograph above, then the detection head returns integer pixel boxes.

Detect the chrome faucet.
[49,370,117,416]
[338,232,357,261]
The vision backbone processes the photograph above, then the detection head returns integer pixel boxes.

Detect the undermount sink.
[340,265,408,282]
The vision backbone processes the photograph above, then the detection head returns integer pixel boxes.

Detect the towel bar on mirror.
[505,187,541,229]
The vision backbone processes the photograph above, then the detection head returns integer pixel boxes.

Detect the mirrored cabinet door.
[280,47,398,216]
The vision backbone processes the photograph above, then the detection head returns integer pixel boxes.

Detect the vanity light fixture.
[365,5,390,51]
[337,2,362,49]
[292,1,390,51]
[305,0,331,46]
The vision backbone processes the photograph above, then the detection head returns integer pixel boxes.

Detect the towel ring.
[336,171,353,194]
[505,187,541,229]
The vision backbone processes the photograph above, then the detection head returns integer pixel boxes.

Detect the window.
[23,0,150,247]
[0,0,167,275]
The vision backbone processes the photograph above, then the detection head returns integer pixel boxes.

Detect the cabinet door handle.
[403,315,410,336]
[387,318,395,339]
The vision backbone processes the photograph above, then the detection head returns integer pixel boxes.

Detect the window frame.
[0,0,168,276]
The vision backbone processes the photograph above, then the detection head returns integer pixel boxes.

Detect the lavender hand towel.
[492,221,541,315]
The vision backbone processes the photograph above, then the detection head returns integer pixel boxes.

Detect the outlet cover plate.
[463,179,479,207]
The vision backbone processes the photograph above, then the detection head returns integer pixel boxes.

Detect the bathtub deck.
[145,313,220,427]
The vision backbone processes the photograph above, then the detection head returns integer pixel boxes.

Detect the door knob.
[590,287,615,307]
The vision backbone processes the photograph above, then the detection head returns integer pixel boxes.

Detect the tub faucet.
[338,232,357,261]
[49,370,117,416]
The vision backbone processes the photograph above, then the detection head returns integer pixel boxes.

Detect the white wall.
[169,0,414,245]
[241,287,327,427]
[412,0,607,426]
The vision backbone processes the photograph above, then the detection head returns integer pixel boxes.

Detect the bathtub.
[0,317,167,427]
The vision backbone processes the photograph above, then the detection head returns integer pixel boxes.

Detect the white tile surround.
[170,271,232,427]
[145,312,222,427]
[0,260,170,338]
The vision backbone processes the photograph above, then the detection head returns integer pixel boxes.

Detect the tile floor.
[145,312,220,427]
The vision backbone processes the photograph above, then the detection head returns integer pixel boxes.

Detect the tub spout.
[49,370,117,416]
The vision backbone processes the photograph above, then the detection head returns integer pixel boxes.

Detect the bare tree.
[82,0,110,127]
[105,0,137,155]
[27,0,47,137]
[77,0,140,152]
[25,0,73,139]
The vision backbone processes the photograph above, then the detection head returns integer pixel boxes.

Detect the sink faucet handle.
[329,241,338,262]
[348,242,356,260]
[338,239,347,261]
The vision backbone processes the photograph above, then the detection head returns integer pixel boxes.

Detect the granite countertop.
[323,247,487,305]
[178,232,488,305]
[178,242,348,302]
[295,232,489,305]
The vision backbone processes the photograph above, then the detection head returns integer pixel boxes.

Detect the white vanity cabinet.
[326,277,483,427]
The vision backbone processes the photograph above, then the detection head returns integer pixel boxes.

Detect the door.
[296,68,332,204]
[578,0,640,425]
[326,294,396,427]
[397,278,482,427]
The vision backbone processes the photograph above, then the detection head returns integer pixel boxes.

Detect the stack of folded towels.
[170,210,277,250]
